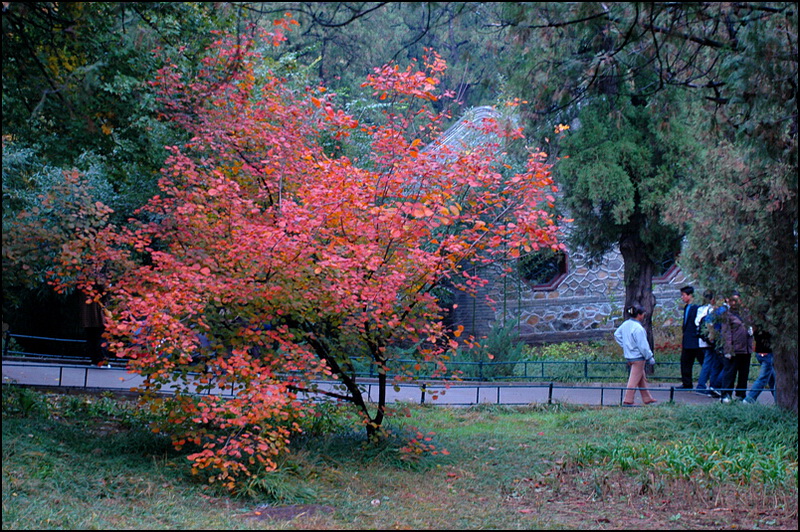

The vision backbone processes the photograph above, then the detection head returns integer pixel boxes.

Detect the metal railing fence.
[3,331,758,383]
[2,359,774,407]
[3,332,90,362]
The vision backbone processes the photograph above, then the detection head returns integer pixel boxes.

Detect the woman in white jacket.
[614,305,658,406]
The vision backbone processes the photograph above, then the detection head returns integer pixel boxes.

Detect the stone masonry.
[449,244,690,344]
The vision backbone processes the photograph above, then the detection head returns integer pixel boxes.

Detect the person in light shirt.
[614,304,658,406]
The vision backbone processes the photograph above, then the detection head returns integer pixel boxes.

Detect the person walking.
[743,327,775,404]
[719,292,754,403]
[705,297,730,398]
[614,304,658,406]
[694,290,723,396]
[679,286,704,390]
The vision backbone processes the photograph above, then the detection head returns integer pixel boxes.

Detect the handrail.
[3,331,758,382]
[1,359,772,407]
[3,331,87,360]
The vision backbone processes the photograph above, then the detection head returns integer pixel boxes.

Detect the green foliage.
[574,436,796,489]
[454,320,528,380]
[58,392,138,423]
[2,2,245,214]
[1,143,119,227]
[2,385,49,418]
[527,341,604,362]
[2,154,117,329]
[291,401,364,440]
[679,401,798,453]
[556,97,687,263]
[568,401,797,484]
[573,402,798,490]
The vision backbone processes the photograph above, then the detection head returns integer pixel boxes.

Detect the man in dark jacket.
[679,286,704,390]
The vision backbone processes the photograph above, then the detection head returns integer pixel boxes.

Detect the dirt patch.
[244,504,336,522]
[517,469,797,530]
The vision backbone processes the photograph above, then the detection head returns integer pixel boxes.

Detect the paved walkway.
[1,359,774,407]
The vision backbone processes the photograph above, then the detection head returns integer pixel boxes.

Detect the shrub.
[526,341,606,361]
[452,320,527,380]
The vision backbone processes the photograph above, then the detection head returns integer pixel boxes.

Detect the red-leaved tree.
[42,20,561,488]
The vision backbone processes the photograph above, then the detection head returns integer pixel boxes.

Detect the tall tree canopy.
[240,2,509,114]
[2,1,256,337]
[1,2,245,201]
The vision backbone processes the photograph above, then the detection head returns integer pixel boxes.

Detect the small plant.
[1,332,25,357]
[237,463,317,502]
[399,429,450,462]
[291,401,362,440]
[2,384,49,418]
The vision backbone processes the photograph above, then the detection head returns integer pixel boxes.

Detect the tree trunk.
[619,232,657,348]
[767,297,798,415]
[773,343,798,415]
[767,211,798,414]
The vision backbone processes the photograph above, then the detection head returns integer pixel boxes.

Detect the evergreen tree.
[556,95,691,346]
[494,2,797,412]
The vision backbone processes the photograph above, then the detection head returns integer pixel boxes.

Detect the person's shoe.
[721,396,732,404]
[708,387,721,398]
[694,389,710,396]
[742,398,755,404]
[644,400,658,405]
[622,403,638,407]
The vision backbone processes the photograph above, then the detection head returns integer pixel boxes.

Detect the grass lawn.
[2,386,797,530]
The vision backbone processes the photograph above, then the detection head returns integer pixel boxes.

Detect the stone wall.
[448,245,690,344]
